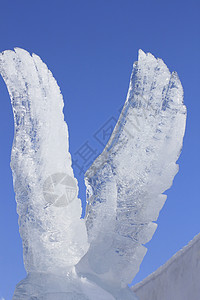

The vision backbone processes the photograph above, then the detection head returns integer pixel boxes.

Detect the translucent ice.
[0,48,89,274]
[0,49,186,299]
[77,50,186,290]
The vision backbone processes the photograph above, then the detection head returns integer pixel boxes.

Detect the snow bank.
[132,233,200,300]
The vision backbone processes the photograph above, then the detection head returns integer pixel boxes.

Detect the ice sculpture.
[0,49,186,299]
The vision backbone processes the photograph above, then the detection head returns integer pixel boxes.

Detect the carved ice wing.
[76,50,186,290]
[0,48,89,274]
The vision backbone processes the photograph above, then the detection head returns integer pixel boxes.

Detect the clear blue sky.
[0,0,199,299]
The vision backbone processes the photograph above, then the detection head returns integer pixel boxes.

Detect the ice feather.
[0,48,89,274]
[76,50,186,290]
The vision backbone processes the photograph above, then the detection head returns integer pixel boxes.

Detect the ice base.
[12,272,138,300]
[12,272,112,300]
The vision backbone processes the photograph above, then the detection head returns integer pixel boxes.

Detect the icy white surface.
[132,232,200,300]
[0,48,89,275]
[77,50,186,291]
[12,272,117,300]
[0,48,186,299]
[12,271,139,300]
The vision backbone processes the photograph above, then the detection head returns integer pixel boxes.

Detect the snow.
[132,232,200,300]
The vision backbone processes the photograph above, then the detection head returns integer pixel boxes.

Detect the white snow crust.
[132,233,200,300]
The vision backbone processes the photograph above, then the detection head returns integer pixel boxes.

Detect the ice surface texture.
[76,50,186,290]
[0,49,186,299]
[12,272,118,300]
[0,48,89,274]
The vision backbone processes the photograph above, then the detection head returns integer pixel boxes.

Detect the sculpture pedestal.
[12,272,115,300]
[13,272,138,300]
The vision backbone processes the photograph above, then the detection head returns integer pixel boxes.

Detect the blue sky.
[0,0,199,299]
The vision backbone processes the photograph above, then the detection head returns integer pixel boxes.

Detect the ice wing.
[0,48,89,274]
[76,50,186,289]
